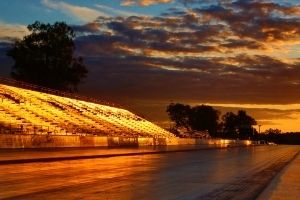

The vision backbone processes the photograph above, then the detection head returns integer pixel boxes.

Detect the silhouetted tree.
[221,110,257,139]
[166,103,191,129]
[236,110,257,139]
[255,131,300,145]
[264,128,281,143]
[189,105,220,136]
[222,112,238,138]
[265,128,282,135]
[7,21,87,91]
[166,103,259,139]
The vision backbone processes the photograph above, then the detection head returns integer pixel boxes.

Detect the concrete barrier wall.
[0,134,256,149]
[0,134,108,148]
[138,138,154,146]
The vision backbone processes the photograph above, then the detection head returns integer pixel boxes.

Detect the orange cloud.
[0,23,29,41]
[122,0,173,6]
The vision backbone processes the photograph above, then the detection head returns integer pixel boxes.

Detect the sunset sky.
[0,0,300,132]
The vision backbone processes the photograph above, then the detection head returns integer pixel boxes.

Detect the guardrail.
[0,123,98,136]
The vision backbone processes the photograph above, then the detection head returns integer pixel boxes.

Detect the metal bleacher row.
[0,83,175,138]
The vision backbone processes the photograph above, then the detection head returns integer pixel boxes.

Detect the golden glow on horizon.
[207,103,300,110]
[255,113,300,133]
[207,103,300,132]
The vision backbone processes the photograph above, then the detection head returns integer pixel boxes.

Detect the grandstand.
[0,81,175,138]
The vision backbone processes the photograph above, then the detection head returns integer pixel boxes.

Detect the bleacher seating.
[0,83,175,138]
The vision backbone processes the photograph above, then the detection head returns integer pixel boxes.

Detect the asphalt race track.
[0,146,299,200]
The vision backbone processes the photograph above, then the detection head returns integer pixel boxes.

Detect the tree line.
[257,129,300,145]
[166,103,300,144]
[166,103,257,139]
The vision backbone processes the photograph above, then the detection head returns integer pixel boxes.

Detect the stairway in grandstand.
[0,82,175,138]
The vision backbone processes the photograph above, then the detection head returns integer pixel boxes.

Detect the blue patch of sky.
[95,0,176,16]
[287,44,300,58]
[0,0,176,25]
[0,0,75,25]
[1,0,298,26]
[275,0,300,5]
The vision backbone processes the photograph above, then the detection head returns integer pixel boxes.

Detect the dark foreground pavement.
[0,145,299,200]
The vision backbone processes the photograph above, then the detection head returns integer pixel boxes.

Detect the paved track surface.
[0,145,234,164]
[0,146,299,200]
[257,152,300,200]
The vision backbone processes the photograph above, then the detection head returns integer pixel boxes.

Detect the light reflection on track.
[0,146,299,200]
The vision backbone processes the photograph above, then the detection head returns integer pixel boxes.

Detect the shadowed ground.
[0,146,298,200]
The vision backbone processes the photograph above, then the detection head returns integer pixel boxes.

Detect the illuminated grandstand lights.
[0,84,175,138]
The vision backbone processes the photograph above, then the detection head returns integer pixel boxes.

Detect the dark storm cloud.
[192,0,300,42]
[221,39,265,50]
[75,17,228,55]
[71,22,101,34]
[76,51,300,107]
[0,42,13,76]
[0,42,12,56]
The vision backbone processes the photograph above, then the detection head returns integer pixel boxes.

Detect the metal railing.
[0,123,100,136]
